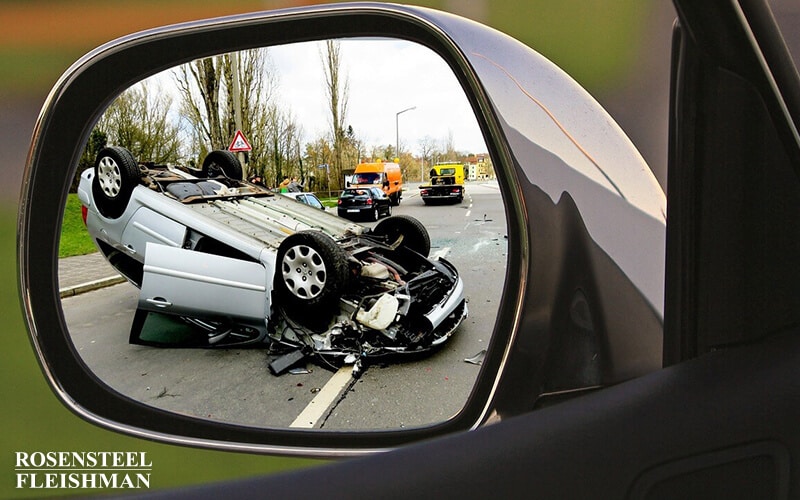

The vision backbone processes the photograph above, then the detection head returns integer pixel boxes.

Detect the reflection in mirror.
[59,38,506,431]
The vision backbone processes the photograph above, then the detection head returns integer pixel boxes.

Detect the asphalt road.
[61,182,508,430]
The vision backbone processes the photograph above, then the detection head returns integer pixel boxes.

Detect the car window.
[306,195,324,210]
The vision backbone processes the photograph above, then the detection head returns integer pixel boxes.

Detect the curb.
[59,276,127,298]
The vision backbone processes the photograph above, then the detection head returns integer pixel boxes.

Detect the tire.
[92,146,140,219]
[372,207,380,221]
[387,204,393,217]
[275,231,350,315]
[372,215,431,257]
[202,150,242,180]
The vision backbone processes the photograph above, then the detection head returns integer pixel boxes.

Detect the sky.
[267,38,487,156]
[143,37,487,158]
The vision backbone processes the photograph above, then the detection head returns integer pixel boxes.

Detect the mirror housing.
[19,2,665,455]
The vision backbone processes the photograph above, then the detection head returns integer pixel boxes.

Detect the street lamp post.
[395,106,416,160]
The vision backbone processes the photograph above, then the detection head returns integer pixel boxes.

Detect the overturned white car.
[78,146,467,374]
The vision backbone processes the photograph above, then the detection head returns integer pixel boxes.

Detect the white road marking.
[465,210,471,218]
[290,365,354,429]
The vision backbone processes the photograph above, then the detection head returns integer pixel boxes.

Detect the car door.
[370,187,389,215]
[138,243,269,329]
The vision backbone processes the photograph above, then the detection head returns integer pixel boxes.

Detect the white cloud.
[269,38,487,155]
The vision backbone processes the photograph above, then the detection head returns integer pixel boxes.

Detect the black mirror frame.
[17,3,527,455]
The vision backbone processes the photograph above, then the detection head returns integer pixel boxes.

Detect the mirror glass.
[59,38,507,430]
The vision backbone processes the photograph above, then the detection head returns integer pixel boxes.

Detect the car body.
[21,0,666,454]
[77,146,466,370]
[337,186,392,221]
[282,191,326,210]
[17,0,800,494]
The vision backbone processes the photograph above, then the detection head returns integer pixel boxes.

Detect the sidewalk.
[58,252,126,298]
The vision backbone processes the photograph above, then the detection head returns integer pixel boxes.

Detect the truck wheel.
[372,215,431,257]
[92,146,140,219]
[202,150,242,180]
[275,231,350,315]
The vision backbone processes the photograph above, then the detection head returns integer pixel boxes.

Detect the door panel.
[139,243,269,325]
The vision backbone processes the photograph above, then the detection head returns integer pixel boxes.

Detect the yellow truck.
[419,162,466,204]
[348,160,403,206]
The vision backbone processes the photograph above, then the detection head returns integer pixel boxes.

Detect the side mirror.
[19,2,665,456]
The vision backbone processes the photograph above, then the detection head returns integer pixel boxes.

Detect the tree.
[304,136,334,193]
[396,151,418,184]
[95,81,182,163]
[260,104,303,186]
[175,49,277,177]
[176,57,225,151]
[321,40,350,190]
[442,130,460,161]
[418,135,441,182]
[72,128,107,192]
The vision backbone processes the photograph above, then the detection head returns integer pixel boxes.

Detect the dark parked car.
[337,186,392,221]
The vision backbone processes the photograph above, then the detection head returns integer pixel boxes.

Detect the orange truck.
[348,160,403,206]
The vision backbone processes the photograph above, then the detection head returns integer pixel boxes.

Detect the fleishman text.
[15,452,152,490]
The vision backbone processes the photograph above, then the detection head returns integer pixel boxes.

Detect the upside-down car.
[78,145,466,373]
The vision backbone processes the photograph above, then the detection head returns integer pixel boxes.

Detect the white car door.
[138,242,269,328]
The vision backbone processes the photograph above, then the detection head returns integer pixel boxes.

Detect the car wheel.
[387,204,392,216]
[275,231,350,315]
[202,150,243,179]
[372,214,431,257]
[92,146,140,219]
[372,207,380,221]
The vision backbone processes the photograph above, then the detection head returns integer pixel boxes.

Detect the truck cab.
[349,160,403,206]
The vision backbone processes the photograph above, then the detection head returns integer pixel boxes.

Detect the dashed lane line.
[290,365,355,429]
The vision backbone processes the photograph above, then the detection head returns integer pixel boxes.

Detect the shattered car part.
[464,350,486,366]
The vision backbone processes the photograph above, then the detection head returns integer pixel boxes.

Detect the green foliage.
[58,194,96,258]
[97,82,183,163]
[315,196,339,208]
[71,128,107,192]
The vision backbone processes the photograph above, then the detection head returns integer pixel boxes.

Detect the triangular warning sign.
[228,130,252,152]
